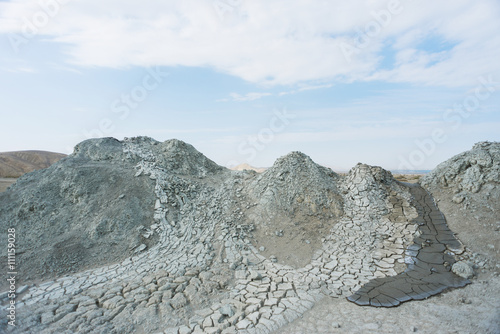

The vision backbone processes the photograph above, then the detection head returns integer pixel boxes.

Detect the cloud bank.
[1,0,499,86]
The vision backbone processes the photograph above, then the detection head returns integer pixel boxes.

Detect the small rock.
[459,297,472,304]
[134,244,147,253]
[259,246,266,252]
[219,304,235,317]
[452,261,474,279]
[249,271,262,280]
[452,194,465,204]
[331,322,341,328]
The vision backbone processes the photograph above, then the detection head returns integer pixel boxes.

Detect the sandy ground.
[393,174,424,184]
[276,272,499,334]
[0,178,16,192]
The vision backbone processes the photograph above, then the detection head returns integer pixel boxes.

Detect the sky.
[0,0,499,171]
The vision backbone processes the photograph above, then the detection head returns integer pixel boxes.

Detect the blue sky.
[1,0,499,170]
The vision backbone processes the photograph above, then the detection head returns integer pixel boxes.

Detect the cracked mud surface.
[348,183,469,307]
[0,138,498,333]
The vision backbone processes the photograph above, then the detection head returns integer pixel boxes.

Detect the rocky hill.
[0,137,496,334]
[420,141,500,263]
[0,150,66,178]
[0,138,157,284]
[421,141,500,199]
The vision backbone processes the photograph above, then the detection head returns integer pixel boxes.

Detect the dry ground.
[0,150,66,178]
[393,174,424,183]
[1,160,496,333]
[276,184,500,334]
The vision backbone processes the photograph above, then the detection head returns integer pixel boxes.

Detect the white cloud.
[278,83,333,96]
[0,66,37,73]
[1,0,499,87]
[219,83,332,101]
[218,92,272,102]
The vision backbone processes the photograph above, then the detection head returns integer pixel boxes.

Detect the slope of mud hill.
[278,142,500,334]
[244,152,343,268]
[421,141,500,261]
[0,137,497,334]
[0,138,157,288]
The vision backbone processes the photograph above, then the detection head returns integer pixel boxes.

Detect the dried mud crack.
[0,138,498,334]
[347,183,470,307]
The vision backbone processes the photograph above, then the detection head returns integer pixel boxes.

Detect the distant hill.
[231,163,268,173]
[0,150,66,178]
[391,169,431,174]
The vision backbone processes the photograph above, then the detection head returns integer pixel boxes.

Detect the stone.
[220,304,235,317]
[452,194,466,204]
[452,261,474,279]
[134,244,147,253]
[249,271,262,281]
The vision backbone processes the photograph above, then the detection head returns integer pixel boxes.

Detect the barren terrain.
[0,151,66,178]
[0,139,498,334]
